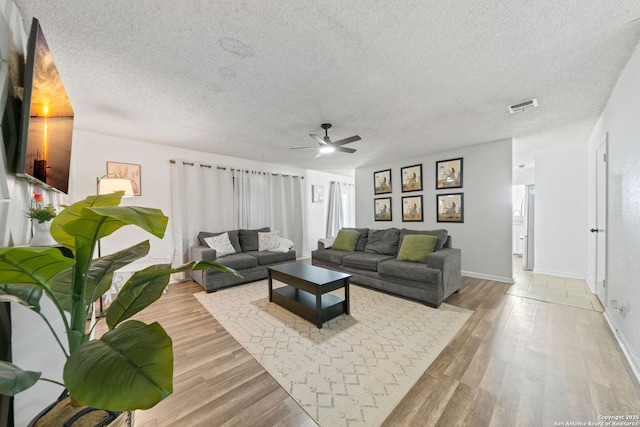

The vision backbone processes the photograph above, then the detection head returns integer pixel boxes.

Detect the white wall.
[587,41,640,378]
[355,138,513,282]
[70,129,352,260]
[303,170,354,258]
[533,143,588,278]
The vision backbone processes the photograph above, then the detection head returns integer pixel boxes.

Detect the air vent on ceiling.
[509,98,538,114]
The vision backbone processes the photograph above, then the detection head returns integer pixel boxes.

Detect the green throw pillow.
[332,229,361,252]
[397,234,438,262]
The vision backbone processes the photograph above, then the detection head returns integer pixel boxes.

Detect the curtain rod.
[169,159,304,178]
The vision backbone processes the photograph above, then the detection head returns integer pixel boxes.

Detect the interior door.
[594,136,607,305]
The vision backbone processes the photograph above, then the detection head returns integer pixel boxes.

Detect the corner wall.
[355,138,513,282]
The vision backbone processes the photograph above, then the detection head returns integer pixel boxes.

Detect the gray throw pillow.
[364,228,400,255]
[239,227,270,252]
[198,230,241,253]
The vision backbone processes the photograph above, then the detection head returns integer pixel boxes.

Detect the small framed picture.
[402,195,423,222]
[401,164,422,192]
[374,169,392,194]
[312,185,324,203]
[436,157,463,189]
[437,193,464,223]
[106,161,141,196]
[374,197,392,221]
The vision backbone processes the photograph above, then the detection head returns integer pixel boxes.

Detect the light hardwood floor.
[107,275,640,426]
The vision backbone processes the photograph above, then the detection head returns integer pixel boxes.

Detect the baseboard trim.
[462,271,514,284]
[532,268,586,280]
[603,310,640,384]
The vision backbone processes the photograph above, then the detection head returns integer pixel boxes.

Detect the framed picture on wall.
[374,169,392,194]
[402,195,423,222]
[106,161,141,196]
[374,197,392,221]
[436,157,463,189]
[312,185,324,203]
[437,192,464,223]
[401,164,422,192]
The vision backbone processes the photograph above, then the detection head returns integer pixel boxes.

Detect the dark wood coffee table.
[268,262,351,328]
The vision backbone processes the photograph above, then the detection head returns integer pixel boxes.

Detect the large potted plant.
[0,192,235,425]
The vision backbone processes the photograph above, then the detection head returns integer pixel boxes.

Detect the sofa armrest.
[190,245,218,262]
[426,248,461,297]
[317,237,335,250]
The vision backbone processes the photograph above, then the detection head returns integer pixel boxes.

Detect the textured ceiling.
[12,1,640,172]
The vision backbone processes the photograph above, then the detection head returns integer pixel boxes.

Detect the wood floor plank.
[93,273,640,426]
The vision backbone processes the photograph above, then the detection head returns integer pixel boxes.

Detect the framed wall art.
[437,192,464,223]
[402,195,423,222]
[436,157,463,189]
[106,161,141,196]
[374,169,392,194]
[312,185,324,203]
[374,197,392,221]
[401,164,422,192]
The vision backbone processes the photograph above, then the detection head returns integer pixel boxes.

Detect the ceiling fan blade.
[314,151,324,158]
[290,146,320,150]
[334,146,356,154]
[331,135,361,146]
[309,134,326,145]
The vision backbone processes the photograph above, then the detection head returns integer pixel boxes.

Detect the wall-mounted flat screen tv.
[16,17,74,194]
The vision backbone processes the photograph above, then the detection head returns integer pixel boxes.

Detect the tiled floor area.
[508,255,604,312]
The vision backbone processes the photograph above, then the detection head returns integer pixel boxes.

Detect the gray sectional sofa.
[311,227,461,307]
[190,227,296,292]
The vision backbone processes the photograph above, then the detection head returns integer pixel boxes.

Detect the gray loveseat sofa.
[311,227,461,307]
[190,227,296,292]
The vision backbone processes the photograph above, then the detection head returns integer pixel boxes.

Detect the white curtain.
[268,174,304,253]
[326,181,355,238]
[170,161,233,276]
[233,169,304,252]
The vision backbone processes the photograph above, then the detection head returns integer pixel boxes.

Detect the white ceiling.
[12,1,640,172]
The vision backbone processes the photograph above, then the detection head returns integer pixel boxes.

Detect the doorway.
[594,135,608,306]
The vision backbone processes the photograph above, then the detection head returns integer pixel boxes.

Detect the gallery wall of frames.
[373,157,464,223]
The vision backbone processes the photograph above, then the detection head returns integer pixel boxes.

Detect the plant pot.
[29,390,133,427]
[30,220,57,246]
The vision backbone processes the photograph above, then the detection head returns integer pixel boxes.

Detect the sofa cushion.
[397,234,437,262]
[239,227,270,252]
[199,230,241,253]
[203,232,236,257]
[342,227,369,251]
[378,259,442,283]
[213,252,259,270]
[343,252,394,272]
[246,250,296,266]
[399,229,449,251]
[364,228,400,256]
[311,249,352,265]
[332,229,360,252]
[258,231,280,251]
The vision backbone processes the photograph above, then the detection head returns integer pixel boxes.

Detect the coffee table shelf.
[272,285,346,327]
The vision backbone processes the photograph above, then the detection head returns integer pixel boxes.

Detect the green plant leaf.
[105,261,238,329]
[0,284,43,312]
[63,320,173,411]
[62,206,168,246]
[50,192,124,251]
[0,248,75,289]
[0,361,41,396]
[50,241,151,312]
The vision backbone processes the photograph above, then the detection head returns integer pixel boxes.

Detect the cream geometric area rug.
[195,280,472,427]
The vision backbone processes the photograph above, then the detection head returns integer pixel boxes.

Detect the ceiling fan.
[291,123,361,157]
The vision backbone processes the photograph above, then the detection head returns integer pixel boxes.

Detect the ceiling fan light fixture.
[319,146,335,154]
